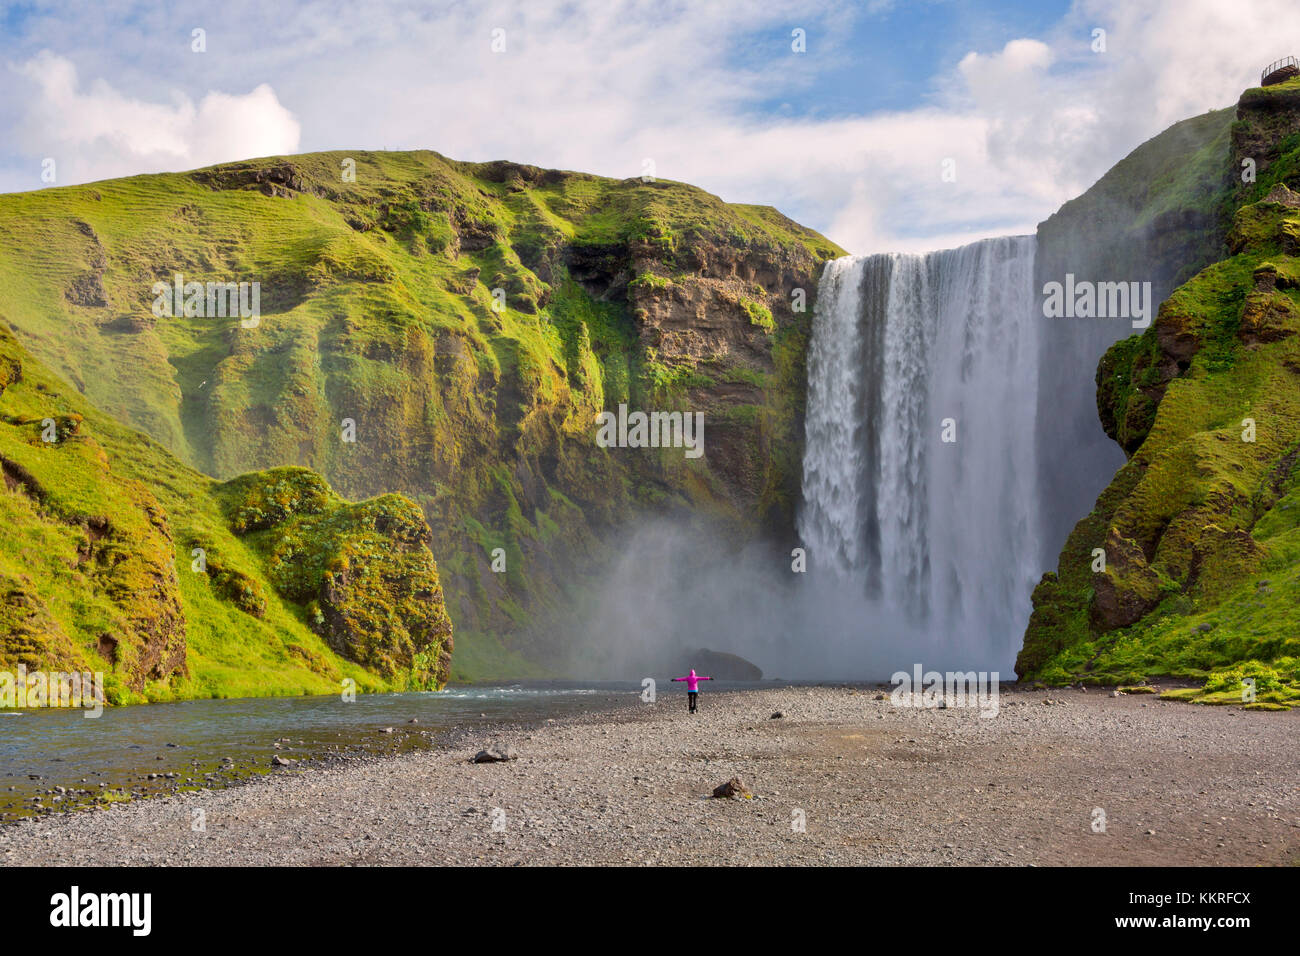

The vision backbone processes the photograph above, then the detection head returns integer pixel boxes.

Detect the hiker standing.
[671,669,713,713]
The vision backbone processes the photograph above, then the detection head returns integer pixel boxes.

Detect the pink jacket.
[672,670,713,692]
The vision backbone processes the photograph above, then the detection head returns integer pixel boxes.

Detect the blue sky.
[1,0,1295,252]
[740,0,1073,119]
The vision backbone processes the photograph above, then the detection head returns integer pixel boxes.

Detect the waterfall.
[798,236,1040,671]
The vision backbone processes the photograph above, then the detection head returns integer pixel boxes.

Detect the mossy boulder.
[1239,288,1300,342]
[221,469,453,687]
[1089,530,1164,630]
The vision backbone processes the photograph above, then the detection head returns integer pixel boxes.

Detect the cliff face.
[1034,106,1236,563]
[0,153,842,677]
[1019,78,1300,708]
[0,326,452,703]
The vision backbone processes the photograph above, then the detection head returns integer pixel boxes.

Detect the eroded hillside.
[0,326,451,703]
[0,153,843,676]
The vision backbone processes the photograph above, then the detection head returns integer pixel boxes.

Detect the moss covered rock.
[1020,80,1300,691]
[0,327,450,702]
[221,469,453,686]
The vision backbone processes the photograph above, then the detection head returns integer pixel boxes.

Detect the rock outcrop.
[221,468,453,686]
[1019,78,1300,691]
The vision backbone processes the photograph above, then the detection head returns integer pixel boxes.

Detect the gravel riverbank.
[2,684,1296,866]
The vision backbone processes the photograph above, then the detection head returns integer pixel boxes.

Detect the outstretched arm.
[703,676,714,681]
[670,677,685,682]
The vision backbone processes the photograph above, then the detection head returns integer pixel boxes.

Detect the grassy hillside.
[0,151,843,678]
[0,325,451,703]
[1018,78,1300,709]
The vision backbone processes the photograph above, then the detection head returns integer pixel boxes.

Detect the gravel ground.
[1,684,1296,866]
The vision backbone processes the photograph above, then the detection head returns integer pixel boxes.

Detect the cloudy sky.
[1,0,1297,253]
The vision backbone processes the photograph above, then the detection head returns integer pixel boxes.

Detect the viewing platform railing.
[1262,56,1299,86]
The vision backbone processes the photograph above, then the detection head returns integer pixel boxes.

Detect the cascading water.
[798,236,1040,672]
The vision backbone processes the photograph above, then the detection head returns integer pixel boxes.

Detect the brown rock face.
[1240,289,1300,344]
[191,161,317,197]
[1089,530,1164,631]
[628,241,809,367]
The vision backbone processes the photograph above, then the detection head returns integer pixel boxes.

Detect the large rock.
[1089,531,1164,630]
[223,468,454,688]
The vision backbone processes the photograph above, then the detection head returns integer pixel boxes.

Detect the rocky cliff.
[1019,78,1300,709]
[0,153,842,679]
[1034,105,1236,562]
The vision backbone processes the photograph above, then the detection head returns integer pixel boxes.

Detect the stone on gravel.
[472,745,518,763]
[712,776,753,800]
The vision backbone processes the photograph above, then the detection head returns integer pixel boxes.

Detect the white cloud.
[3,0,1299,252]
[9,51,300,185]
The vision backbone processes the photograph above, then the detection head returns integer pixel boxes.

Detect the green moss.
[628,272,672,292]
[0,327,449,703]
[741,298,775,334]
[1021,97,1300,694]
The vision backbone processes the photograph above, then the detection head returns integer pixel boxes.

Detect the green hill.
[0,150,842,680]
[1019,78,1300,709]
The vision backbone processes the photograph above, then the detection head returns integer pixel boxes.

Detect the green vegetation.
[0,326,450,703]
[1019,79,1300,707]
[742,299,775,334]
[0,149,843,681]
[1159,658,1300,708]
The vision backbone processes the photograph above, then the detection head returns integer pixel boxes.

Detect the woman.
[671,669,713,713]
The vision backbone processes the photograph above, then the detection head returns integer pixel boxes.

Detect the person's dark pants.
[688,691,698,713]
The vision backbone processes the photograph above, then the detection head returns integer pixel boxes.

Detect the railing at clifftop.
[1262,56,1299,87]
